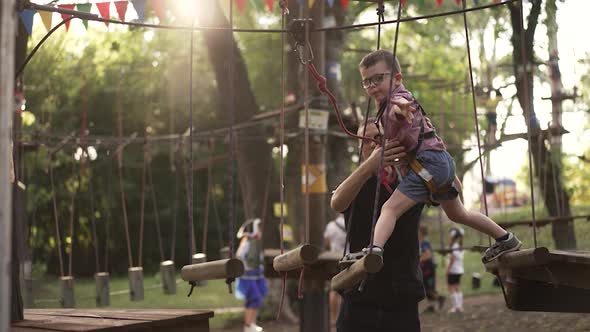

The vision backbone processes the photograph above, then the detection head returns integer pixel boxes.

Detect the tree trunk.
[195,2,272,229]
[509,1,576,249]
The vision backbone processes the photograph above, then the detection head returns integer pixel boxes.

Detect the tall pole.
[1,0,17,329]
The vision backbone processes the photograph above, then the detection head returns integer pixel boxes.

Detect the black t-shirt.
[343,175,425,307]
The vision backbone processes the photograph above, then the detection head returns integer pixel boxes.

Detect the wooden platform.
[11,309,213,332]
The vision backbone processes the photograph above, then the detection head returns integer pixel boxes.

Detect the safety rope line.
[518,0,538,248]
[303,4,311,252]
[461,0,490,249]
[368,0,403,253]
[19,0,516,37]
[116,97,134,268]
[170,142,180,262]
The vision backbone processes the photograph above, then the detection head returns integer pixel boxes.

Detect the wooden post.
[160,260,177,294]
[94,272,110,307]
[1,0,16,327]
[219,246,230,259]
[128,267,144,301]
[181,258,244,282]
[191,253,207,287]
[59,276,75,308]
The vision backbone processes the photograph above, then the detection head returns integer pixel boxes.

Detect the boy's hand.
[391,97,416,123]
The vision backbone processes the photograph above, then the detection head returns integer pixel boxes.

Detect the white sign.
[299,109,329,131]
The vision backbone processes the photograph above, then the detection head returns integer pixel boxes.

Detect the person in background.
[419,224,445,313]
[446,227,465,313]
[324,214,347,325]
[236,218,267,332]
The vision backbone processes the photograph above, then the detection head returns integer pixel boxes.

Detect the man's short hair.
[359,49,401,74]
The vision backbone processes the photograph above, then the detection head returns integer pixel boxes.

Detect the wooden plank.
[13,309,213,332]
[272,245,319,272]
[264,249,341,280]
[25,309,213,321]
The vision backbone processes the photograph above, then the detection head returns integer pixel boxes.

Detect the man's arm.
[330,140,406,213]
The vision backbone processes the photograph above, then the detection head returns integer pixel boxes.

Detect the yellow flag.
[308,0,315,8]
[39,10,52,32]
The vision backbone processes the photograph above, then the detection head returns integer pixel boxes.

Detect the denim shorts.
[397,149,459,203]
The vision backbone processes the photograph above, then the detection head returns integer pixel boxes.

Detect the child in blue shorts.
[236,218,267,332]
[345,50,521,264]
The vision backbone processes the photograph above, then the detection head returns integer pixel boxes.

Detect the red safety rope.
[306,63,381,145]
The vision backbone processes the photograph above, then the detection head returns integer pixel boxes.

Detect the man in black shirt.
[331,120,425,332]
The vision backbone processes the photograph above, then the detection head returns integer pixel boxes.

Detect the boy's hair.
[359,49,401,74]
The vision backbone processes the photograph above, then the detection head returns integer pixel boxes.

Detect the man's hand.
[391,97,416,123]
[366,140,407,171]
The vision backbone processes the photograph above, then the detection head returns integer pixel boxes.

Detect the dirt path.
[214,294,590,332]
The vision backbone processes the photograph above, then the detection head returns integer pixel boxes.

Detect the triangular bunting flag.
[39,10,52,32]
[436,0,443,6]
[266,0,274,12]
[456,0,461,5]
[96,2,110,26]
[402,0,406,7]
[131,0,146,22]
[18,9,35,35]
[473,0,478,4]
[327,0,335,7]
[77,3,92,30]
[149,0,165,22]
[309,0,315,8]
[236,0,246,14]
[340,0,349,11]
[57,4,75,31]
[249,0,259,11]
[114,1,128,21]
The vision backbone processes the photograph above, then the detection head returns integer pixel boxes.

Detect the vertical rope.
[147,148,165,262]
[341,2,383,260]
[188,23,196,261]
[105,154,113,271]
[228,0,236,260]
[461,0,490,225]
[303,5,311,244]
[117,115,134,268]
[67,162,77,277]
[171,146,179,261]
[88,167,100,273]
[279,0,286,256]
[369,0,403,251]
[201,144,212,254]
[48,156,65,277]
[138,140,147,267]
[518,0,538,247]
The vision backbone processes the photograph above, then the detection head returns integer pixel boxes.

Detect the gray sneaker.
[482,232,522,263]
[338,246,383,268]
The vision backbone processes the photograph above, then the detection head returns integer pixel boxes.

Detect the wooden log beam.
[485,248,550,272]
[264,249,341,280]
[272,245,319,272]
[128,267,144,302]
[330,254,383,291]
[181,258,244,282]
[160,261,176,295]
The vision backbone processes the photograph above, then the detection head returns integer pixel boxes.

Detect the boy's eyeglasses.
[361,72,391,89]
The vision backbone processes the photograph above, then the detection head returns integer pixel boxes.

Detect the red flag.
[402,0,406,7]
[114,1,129,21]
[236,0,246,14]
[96,2,110,26]
[58,4,75,31]
[456,0,461,5]
[266,0,274,11]
[436,0,443,6]
[149,0,165,21]
[340,0,349,10]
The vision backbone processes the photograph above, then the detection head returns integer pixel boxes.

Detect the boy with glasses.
[345,49,520,266]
